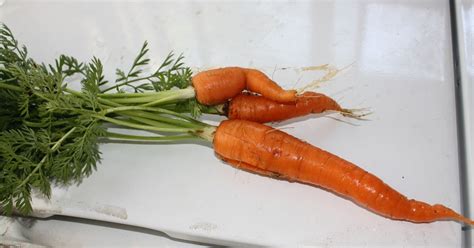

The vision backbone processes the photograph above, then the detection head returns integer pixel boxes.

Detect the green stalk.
[104,94,167,104]
[105,131,196,142]
[47,93,208,133]
[92,114,193,133]
[98,97,122,107]
[119,110,201,128]
[99,90,174,98]
[63,87,82,97]
[125,115,184,130]
[0,82,22,91]
[100,105,207,126]
[100,86,195,106]
[150,107,208,124]
[23,120,48,128]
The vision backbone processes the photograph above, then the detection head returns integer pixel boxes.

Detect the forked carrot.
[226,92,365,123]
[192,67,297,105]
[211,120,474,224]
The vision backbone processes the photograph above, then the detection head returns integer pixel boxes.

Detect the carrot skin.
[192,67,246,105]
[243,68,297,103]
[213,119,473,225]
[192,67,296,105]
[227,92,342,123]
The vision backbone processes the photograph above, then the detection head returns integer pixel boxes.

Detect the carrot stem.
[98,98,122,107]
[141,88,195,106]
[0,82,22,91]
[92,114,193,133]
[104,131,196,142]
[99,91,166,98]
[128,115,185,129]
[100,105,207,126]
[99,87,195,106]
[118,110,201,128]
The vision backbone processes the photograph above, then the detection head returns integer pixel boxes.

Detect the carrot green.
[0,24,213,215]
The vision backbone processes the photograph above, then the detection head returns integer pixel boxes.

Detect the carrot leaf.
[0,24,210,215]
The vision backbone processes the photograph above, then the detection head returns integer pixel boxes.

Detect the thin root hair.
[297,61,356,94]
[323,115,361,126]
[339,108,373,120]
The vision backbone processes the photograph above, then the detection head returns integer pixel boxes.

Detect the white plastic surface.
[0,216,209,247]
[1,0,465,246]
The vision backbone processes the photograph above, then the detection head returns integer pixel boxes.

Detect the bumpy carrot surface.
[213,120,473,225]
[192,67,296,105]
[227,92,343,123]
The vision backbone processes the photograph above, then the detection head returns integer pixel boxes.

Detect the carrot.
[212,119,474,225]
[192,67,297,105]
[244,68,296,103]
[226,91,362,123]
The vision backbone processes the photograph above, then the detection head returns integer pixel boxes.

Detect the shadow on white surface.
[3,215,240,247]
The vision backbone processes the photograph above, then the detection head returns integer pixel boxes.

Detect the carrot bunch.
[2,22,471,228]
[188,67,473,226]
[191,66,366,123]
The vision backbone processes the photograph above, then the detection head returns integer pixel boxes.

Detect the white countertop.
[1,0,467,246]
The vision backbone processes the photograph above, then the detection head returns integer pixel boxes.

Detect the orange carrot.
[212,119,473,225]
[226,91,348,123]
[243,68,296,103]
[192,67,296,105]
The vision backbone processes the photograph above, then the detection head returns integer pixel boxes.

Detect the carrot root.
[192,67,296,105]
[226,92,368,123]
[244,68,297,103]
[192,67,246,105]
[213,119,474,225]
[339,108,372,120]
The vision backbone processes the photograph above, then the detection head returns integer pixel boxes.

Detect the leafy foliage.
[101,40,210,116]
[107,42,192,93]
[0,23,209,215]
[0,24,106,215]
[50,54,85,79]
